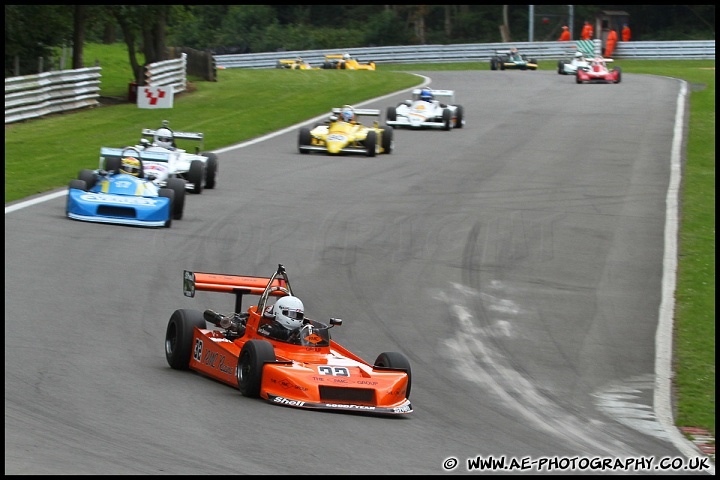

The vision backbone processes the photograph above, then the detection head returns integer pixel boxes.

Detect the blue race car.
[66,146,186,228]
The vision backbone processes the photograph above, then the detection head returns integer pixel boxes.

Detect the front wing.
[267,394,412,415]
[259,357,412,415]
[66,188,171,227]
[387,115,446,129]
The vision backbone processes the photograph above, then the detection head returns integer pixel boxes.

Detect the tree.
[71,6,87,70]
[107,5,174,84]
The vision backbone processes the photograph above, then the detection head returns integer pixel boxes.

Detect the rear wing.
[331,107,380,117]
[410,88,456,103]
[142,128,204,143]
[99,146,173,170]
[184,268,289,313]
[100,147,172,163]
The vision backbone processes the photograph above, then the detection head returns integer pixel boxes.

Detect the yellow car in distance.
[321,53,376,70]
[275,58,319,70]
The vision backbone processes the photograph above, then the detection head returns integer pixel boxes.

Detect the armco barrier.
[5,41,714,124]
[214,40,715,69]
[5,67,101,124]
[5,54,187,124]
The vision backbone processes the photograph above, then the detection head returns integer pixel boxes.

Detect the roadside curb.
[680,427,715,462]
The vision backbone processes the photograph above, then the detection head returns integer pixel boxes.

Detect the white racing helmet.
[273,296,305,329]
[154,127,174,148]
[575,52,584,58]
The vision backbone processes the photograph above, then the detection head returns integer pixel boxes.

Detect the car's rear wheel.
[298,127,312,154]
[386,106,397,122]
[442,109,452,131]
[364,130,378,157]
[167,177,186,220]
[381,126,394,154]
[188,160,204,194]
[104,156,121,174]
[202,152,218,189]
[165,309,206,369]
[158,188,175,227]
[454,105,464,129]
[374,351,412,399]
[614,66,622,83]
[237,340,276,397]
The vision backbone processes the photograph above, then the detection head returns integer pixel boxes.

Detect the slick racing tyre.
[68,179,87,191]
[454,105,464,129]
[298,127,312,154]
[386,106,397,122]
[442,108,452,131]
[165,309,206,369]
[166,177,186,220]
[202,152,218,189]
[158,188,175,228]
[188,160,204,194]
[381,126,394,154]
[364,130,377,157]
[237,340,276,397]
[78,169,98,190]
[374,351,412,398]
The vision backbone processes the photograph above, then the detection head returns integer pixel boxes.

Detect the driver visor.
[281,308,304,320]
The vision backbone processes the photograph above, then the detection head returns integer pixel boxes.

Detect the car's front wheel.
[374,351,412,399]
[202,152,218,189]
[188,160,204,194]
[381,126,393,154]
[454,105,464,129]
[158,188,175,227]
[69,179,87,191]
[386,106,397,122]
[236,340,276,397]
[78,169,97,190]
[365,130,377,157]
[442,109,452,131]
[166,177,186,220]
[298,127,312,154]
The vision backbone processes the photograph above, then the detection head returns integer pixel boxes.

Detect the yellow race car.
[297,105,393,157]
[275,58,319,70]
[321,53,376,70]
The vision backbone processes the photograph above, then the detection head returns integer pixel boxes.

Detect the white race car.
[118,120,219,194]
[557,51,591,75]
[386,88,464,131]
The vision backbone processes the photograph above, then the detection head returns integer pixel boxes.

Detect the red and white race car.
[576,56,622,84]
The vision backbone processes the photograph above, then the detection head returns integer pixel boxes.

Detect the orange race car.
[164,264,412,415]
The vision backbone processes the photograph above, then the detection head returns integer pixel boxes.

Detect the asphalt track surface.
[5,70,713,475]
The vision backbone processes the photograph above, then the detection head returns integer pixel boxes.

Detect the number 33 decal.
[318,366,349,376]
